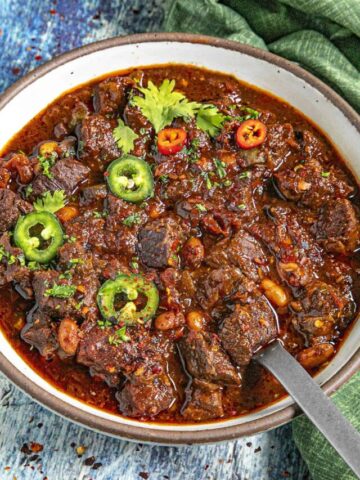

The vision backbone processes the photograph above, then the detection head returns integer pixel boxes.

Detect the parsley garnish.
[123,213,141,227]
[24,185,33,198]
[113,119,138,154]
[159,175,169,184]
[239,171,251,180]
[38,152,57,179]
[238,203,246,210]
[108,326,130,345]
[195,203,207,212]
[201,172,212,190]
[0,245,19,265]
[213,158,227,179]
[131,80,226,136]
[69,258,84,266]
[321,171,330,178]
[45,284,76,298]
[34,190,66,213]
[98,319,113,329]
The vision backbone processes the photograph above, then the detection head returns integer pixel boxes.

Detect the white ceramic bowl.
[0,33,359,445]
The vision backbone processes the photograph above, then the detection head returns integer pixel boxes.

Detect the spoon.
[255,340,360,478]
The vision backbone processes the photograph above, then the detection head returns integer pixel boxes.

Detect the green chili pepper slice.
[14,211,64,263]
[97,273,159,325]
[106,155,154,203]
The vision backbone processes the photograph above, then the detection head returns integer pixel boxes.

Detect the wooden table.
[0,1,310,478]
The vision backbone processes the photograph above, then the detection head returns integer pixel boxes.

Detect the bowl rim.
[0,32,359,445]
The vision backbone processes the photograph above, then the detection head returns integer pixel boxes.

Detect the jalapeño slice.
[106,155,154,203]
[14,211,64,263]
[97,273,159,325]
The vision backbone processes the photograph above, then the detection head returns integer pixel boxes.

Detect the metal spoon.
[255,340,360,478]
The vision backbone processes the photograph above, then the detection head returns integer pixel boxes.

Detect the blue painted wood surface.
[0,1,311,478]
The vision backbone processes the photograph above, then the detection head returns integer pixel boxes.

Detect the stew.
[0,65,359,424]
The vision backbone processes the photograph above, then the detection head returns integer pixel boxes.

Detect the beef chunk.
[77,323,171,385]
[275,159,353,209]
[315,199,359,254]
[250,206,322,287]
[180,330,240,385]
[0,188,32,232]
[33,271,77,318]
[264,123,299,170]
[206,230,268,282]
[138,217,186,269]
[78,114,120,168]
[116,372,174,418]
[182,380,224,421]
[93,76,133,115]
[65,210,105,252]
[21,313,58,358]
[80,183,107,206]
[291,281,354,340]
[31,157,90,197]
[219,296,277,366]
[0,233,32,296]
[197,266,255,310]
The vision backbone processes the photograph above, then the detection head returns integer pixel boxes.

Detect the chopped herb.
[223,179,232,187]
[240,107,259,119]
[69,258,84,266]
[108,326,130,345]
[213,158,227,179]
[123,213,141,227]
[75,300,84,311]
[201,172,212,190]
[38,152,57,179]
[45,284,76,298]
[7,254,16,265]
[68,236,77,243]
[159,175,169,184]
[113,119,138,154]
[28,261,41,271]
[131,79,226,136]
[239,171,251,180]
[0,245,19,265]
[24,185,33,198]
[34,190,66,214]
[130,258,139,270]
[238,203,246,210]
[321,171,330,178]
[139,127,147,135]
[59,271,73,280]
[195,203,207,212]
[18,254,26,267]
[97,319,113,329]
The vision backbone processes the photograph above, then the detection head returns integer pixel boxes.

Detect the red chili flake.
[21,443,32,455]
[254,446,262,453]
[92,463,102,470]
[84,456,96,466]
[34,55,42,61]
[204,465,209,470]
[12,67,20,75]
[4,466,10,471]
[139,473,149,479]
[246,442,252,447]
[30,442,44,453]
[49,9,56,14]
[282,471,290,478]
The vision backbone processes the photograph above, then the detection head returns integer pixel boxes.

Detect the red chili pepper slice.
[235,119,267,150]
[157,128,187,155]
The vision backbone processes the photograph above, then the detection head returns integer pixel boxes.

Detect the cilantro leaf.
[113,119,138,154]
[45,284,76,298]
[38,152,57,179]
[108,326,130,345]
[122,213,141,227]
[196,105,226,137]
[131,80,225,136]
[34,190,66,214]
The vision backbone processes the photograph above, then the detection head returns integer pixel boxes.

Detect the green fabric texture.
[163,0,360,112]
[163,1,360,478]
[293,371,360,480]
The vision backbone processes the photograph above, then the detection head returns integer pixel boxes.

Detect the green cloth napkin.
[163,1,360,478]
[163,0,360,113]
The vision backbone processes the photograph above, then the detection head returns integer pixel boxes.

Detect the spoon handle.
[256,341,360,477]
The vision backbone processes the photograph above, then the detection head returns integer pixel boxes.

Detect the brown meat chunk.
[206,230,268,282]
[0,188,32,233]
[93,76,133,115]
[219,296,277,366]
[182,380,224,421]
[291,281,354,340]
[315,199,359,254]
[275,159,353,209]
[264,123,299,170]
[79,183,107,207]
[78,114,120,168]
[179,330,240,385]
[21,313,58,358]
[250,206,322,287]
[0,233,32,296]
[31,157,90,197]
[138,217,186,269]
[116,372,175,418]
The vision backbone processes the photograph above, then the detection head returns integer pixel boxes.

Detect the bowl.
[0,33,359,445]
